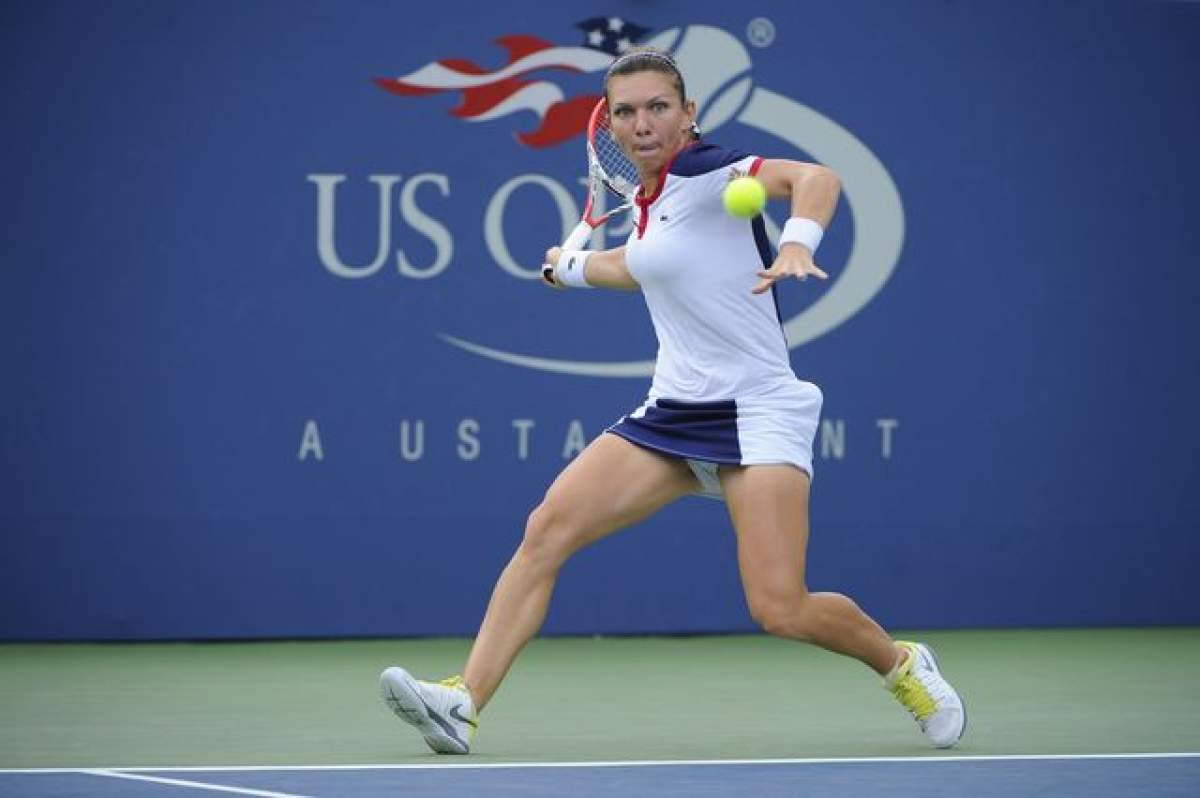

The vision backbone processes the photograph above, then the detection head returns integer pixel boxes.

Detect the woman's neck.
[638,139,696,197]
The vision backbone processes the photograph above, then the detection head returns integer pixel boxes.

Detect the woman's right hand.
[541,246,564,288]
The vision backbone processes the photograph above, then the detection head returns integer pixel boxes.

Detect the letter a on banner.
[298,419,324,461]
[562,420,587,459]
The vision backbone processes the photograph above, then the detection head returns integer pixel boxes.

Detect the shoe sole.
[915,643,968,748]
[379,667,469,754]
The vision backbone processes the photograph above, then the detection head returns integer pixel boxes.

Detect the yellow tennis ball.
[722,176,767,218]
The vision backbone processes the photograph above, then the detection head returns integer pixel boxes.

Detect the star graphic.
[576,17,651,55]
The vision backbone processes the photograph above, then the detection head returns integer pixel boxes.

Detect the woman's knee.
[747,589,815,640]
[519,498,589,567]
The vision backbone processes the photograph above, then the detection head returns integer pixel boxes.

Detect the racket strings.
[591,116,640,200]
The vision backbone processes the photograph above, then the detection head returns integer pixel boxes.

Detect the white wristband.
[554,249,594,288]
[779,217,824,255]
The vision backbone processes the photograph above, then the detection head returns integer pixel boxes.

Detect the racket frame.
[543,99,638,283]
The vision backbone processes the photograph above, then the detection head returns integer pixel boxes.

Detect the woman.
[380,48,965,754]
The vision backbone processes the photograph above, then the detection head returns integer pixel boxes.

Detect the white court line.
[81,769,312,797]
[2,752,1197,774]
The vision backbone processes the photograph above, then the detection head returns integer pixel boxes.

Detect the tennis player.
[380,47,966,754]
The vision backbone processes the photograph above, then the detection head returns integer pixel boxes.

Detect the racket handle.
[561,220,594,251]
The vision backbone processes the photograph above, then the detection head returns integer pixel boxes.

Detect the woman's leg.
[719,464,899,674]
[719,463,966,747]
[463,433,698,710]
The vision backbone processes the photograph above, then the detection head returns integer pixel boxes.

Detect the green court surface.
[2,629,1197,768]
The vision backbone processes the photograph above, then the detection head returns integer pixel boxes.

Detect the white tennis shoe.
[379,667,478,754]
[886,641,967,748]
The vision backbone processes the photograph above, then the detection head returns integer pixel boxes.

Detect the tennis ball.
[723,176,766,218]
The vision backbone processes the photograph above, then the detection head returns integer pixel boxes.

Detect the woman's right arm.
[543,245,639,291]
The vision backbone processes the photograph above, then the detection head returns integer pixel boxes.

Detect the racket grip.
[561,220,594,251]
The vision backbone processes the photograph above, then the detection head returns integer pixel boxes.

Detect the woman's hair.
[603,47,688,104]
[603,47,700,138]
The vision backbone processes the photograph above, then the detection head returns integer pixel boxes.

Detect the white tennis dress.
[607,142,823,497]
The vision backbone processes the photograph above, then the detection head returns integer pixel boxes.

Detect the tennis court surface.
[3,630,1197,796]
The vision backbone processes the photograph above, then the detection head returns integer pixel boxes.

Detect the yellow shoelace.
[891,673,936,721]
[439,675,469,693]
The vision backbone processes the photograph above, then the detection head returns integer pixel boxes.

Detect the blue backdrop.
[3,0,1198,640]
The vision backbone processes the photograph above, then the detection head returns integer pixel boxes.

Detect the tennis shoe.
[379,667,478,754]
[886,641,966,748]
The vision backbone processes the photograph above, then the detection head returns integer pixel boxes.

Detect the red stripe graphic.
[375,33,610,148]
[451,77,533,118]
[518,94,601,148]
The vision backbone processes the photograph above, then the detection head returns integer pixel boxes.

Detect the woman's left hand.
[752,242,828,295]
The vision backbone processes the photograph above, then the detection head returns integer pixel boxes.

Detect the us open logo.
[311,19,903,378]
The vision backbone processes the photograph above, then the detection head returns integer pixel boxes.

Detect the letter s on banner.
[397,173,453,279]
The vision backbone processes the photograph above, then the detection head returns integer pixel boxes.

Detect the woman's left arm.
[750,159,841,295]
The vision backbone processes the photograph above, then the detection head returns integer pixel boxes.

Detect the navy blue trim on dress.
[751,214,774,269]
[669,143,753,178]
[750,214,785,330]
[608,398,742,464]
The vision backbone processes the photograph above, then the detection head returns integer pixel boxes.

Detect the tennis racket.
[541,98,640,285]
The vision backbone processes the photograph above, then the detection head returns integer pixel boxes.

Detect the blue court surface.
[3,754,1198,797]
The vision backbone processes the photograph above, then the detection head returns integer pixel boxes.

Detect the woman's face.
[607,70,697,180]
